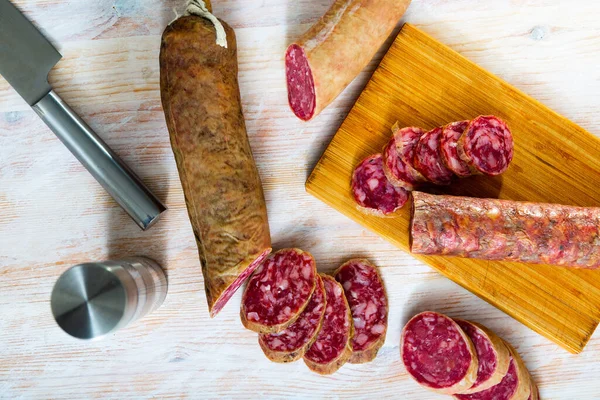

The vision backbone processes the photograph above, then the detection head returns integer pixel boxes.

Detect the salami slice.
[351,154,409,216]
[411,191,600,269]
[455,343,531,400]
[401,311,478,394]
[413,127,454,185]
[455,320,511,394]
[304,274,353,375]
[441,120,472,177]
[458,115,514,176]
[334,259,388,364]
[258,274,326,363]
[382,125,426,189]
[241,248,317,334]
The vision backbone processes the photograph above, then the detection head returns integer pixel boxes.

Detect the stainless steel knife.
[0,0,166,230]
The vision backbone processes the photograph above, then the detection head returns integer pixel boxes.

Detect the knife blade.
[0,0,166,230]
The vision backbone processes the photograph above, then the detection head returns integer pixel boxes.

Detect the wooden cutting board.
[306,23,600,354]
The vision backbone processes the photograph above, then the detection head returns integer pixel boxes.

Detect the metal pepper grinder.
[50,257,168,340]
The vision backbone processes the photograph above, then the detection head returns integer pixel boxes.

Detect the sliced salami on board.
[241,249,317,333]
[351,154,409,216]
[334,259,388,364]
[455,320,511,394]
[401,311,478,394]
[258,274,326,363]
[413,127,455,185]
[458,115,514,176]
[441,120,472,177]
[382,126,426,189]
[304,274,353,375]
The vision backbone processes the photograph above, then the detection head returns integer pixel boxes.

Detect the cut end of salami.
[241,248,317,334]
[210,248,271,318]
[334,259,388,364]
[383,127,427,189]
[414,127,454,185]
[459,116,514,176]
[441,120,472,177]
[304,274,353,375]
[286,44,316,121]
[258,274,326,363]
[351,154,409,216]
[401,311,478,394]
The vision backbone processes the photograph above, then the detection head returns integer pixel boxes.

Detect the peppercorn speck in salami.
[241,249,317,334]
[383,126,426,189]
[258,274,326,363]
[351,154,409,216]
[335,259,388,364]
[401,311,478,394]
[458,115,514,176]
[304,274,353,375]
[441,120,472,177]
[455,320,511,394]
[414,127,455,185]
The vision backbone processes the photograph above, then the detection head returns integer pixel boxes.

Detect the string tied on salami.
[181,0,228,48]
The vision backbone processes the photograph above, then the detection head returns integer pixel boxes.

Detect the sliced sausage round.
[401,311,478,394]
[414,127,455,185]
[441,120,472,177]
[335,259,388,364]
[241,248,317,334]
[382,125,426,189]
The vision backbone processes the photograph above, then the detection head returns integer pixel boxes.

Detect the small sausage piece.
[304,274,353,375]
[335,259,388,364]
[241,249,317,334]
[455,320,511,394]
[258,274,326,363]
[458,115,514,176]
[351,154,409,216]
[160,13,271,317]
[383,125,427,189]
[286,0,412,121]
[441,120,472,177]
[413,127,455,185]
[401,311,478,394]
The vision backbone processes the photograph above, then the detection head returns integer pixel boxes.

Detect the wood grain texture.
[1,0,600,398]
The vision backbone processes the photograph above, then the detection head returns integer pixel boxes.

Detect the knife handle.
[32,90,166,230]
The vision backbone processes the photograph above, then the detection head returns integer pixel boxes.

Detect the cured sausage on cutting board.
[285,0,412,121]
[160,4,271,317]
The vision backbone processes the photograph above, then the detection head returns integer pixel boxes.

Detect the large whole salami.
[285,0,412,121]
[411,191,600,269]
[241,249,317,333]
[413,127,455,185]
[455,320,511,394]
[441,120,472,177]
[458,115,514,176]
[304,274,353,375]
[334,259,388,364]
[351,154,409,216]
[258,274,326,363]
[160,4,271,317]
[383,126,426,190]
[401,311,478,394]
[455,343,531,400]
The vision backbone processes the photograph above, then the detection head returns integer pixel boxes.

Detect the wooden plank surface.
[1,0,600,398]
[306,23,600,354]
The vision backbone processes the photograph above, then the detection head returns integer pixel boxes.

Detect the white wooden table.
[1,1,599,398]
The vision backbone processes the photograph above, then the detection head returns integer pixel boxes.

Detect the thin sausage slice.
[414,127,455,185]
[441,120,472,177]
[383,126,426,189]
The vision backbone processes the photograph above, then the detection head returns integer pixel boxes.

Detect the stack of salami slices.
[401,311,538,400]
[351,115,514,216]
[241,251,389,375]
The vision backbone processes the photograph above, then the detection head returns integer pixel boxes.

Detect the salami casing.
[160,11,271,317]
[258,274,326,363]
[455,343,531,400]
[401,311,478,394]
[458,116,514,176]
[441,120,472,177]
[241,249,317,333]
[455,320,511,394]
[304,274,353,375]
[285,0,412,121]
[383,126,426,190]
[528,382,539,400]
[413,127,454,185]
[335,259,388,364]
[351,154,409,216]
[411,191,600,269]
